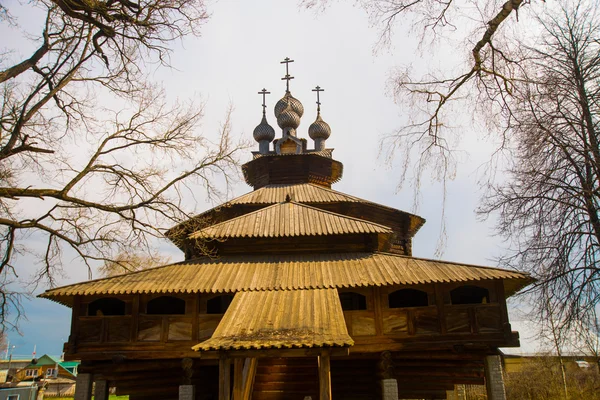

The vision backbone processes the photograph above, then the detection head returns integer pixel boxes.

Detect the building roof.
[189,201,392,239]
[167,183,426,241]
[25,355,60,368]
[40,252,532,306]
[193,288,353,351]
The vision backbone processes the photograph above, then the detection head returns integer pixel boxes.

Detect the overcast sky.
[4,0,542,359]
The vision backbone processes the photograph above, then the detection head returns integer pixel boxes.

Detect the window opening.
[88,298,126,316]
[339,292,367,311]
[388,289,429,308]
[450,285,490,305]
[147,296,186,315]
[206,295,234,314]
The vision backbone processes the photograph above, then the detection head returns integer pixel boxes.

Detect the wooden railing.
[77,314,224,344]
[344,303,503,338]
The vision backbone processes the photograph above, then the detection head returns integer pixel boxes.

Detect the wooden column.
[241,358,258,400]
[180,358,195,400]
[130,295,140,342]
[219,353,231,400]
[232,358,244,400]
[319,350,332,400]
[74,373,93,400]
[379,351,398,400]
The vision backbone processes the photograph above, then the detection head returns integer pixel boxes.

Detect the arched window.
[147,296,186,315]
[388,289,429,308]
[88,298,126,316]
[450,286,490,305]
[207,295,234,314]
[339,292,367,311]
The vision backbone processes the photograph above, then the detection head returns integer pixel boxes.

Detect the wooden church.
[41,59,531,400]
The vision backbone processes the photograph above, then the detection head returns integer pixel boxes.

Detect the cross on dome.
[280,57,295,93]
[312,86,324,113]
[258,88,271,114]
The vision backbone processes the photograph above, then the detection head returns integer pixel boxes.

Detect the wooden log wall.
[67,280,515,362]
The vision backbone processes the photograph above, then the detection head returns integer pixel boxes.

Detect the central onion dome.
[274,92,304,132]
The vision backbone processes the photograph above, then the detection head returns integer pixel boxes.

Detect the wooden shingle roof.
[40,252,532,306]
[193,288,353,351]
[189,201,392,239]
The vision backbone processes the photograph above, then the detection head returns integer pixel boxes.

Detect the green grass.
[50,397,128,400]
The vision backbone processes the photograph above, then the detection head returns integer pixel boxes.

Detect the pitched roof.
[193,288,353,351]
[39,252,532,305]
[189,201,392,239]
[166,183,426,240]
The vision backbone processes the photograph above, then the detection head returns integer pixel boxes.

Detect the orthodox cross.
[258,88,270,115]
[280,57,295,92]
[312,85,324,113]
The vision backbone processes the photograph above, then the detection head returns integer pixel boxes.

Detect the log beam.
[319,350,331,400]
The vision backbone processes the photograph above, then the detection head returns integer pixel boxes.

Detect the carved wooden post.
[379,351,398,400]
[484,355,507,400]
[179,358,196,400]
[319,350,331,400]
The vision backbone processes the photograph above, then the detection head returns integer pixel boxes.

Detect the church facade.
[41,59,531,400]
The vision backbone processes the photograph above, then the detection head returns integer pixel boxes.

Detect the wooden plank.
[219,353,231,400]
[372,287,383,336]
[233,358,244,400]
[495,280,511,336]
[435,284,447,334]
[319,350,331,400]
[241,358,257,400]
[191,294,199,341]
[70,296,81,348]
[130,295,139,342]
[202,347,349,359]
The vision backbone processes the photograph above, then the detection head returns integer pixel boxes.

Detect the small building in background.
[16,355,78,382]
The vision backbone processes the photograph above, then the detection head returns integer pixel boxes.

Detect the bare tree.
[479,2,600,332]
[303,1,546,185]
[99,251,171,277]
[0,0,245,329]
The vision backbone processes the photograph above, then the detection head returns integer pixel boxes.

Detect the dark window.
[88,298,126,316]
[206,295,234,314]
[450,286,490,305]
[388,289,429,308]
[339,292,367,311]
[147,296,186,315]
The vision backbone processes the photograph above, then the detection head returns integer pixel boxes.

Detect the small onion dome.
[277,107,301,130]
[308,114,331,141]
[253,114,276,142]
[274,92,304,119]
